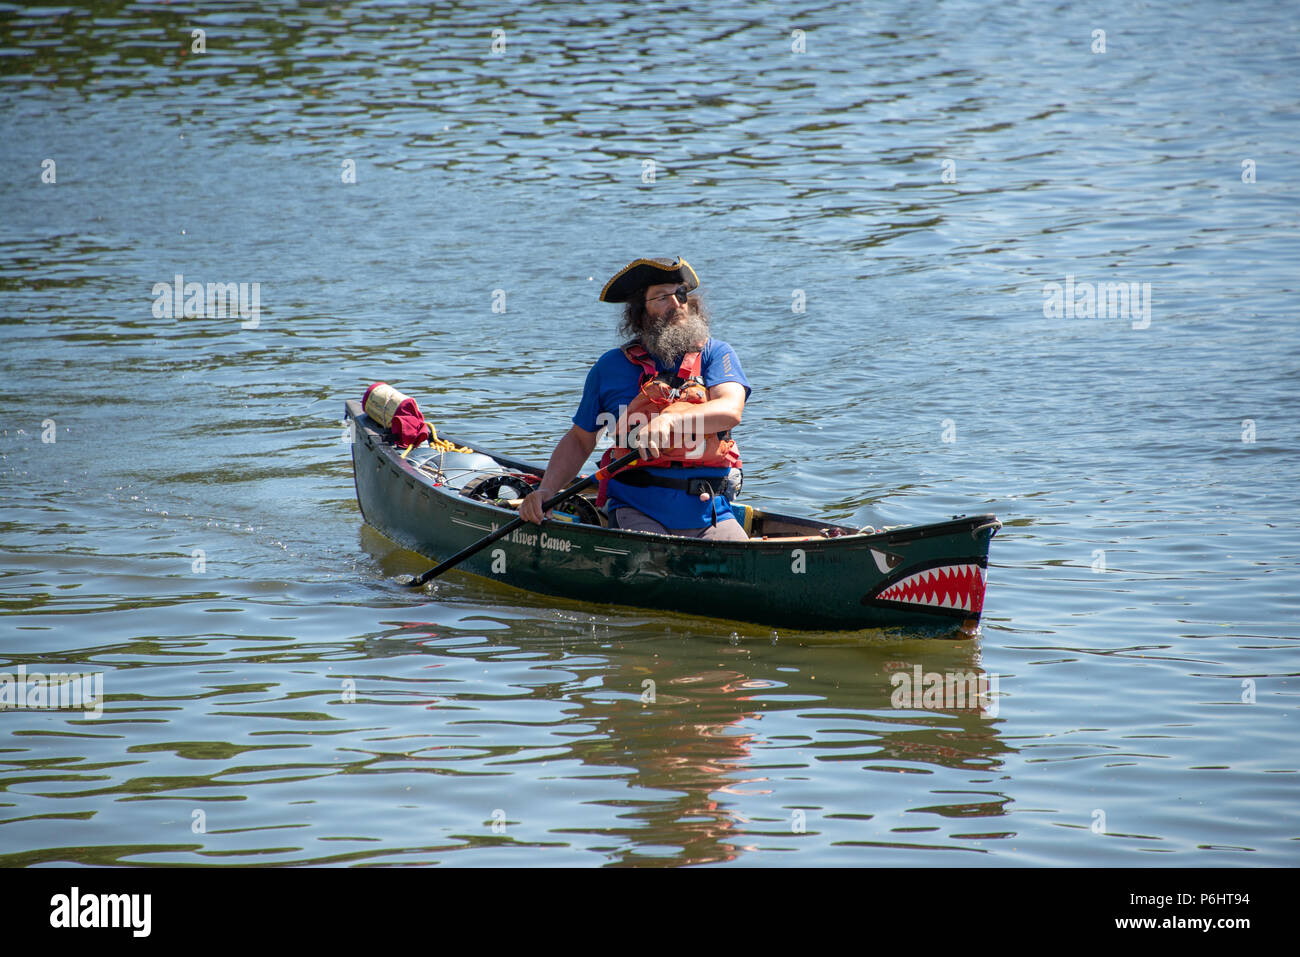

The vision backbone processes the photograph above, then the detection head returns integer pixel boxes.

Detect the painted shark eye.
[870,548,903,574]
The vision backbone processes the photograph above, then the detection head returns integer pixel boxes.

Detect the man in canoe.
[519,257,751,540]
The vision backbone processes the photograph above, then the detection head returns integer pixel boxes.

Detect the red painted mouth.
[875,563,987,615]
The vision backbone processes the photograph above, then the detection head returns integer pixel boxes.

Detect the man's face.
[637,282,709,366]
[644,283,689,325]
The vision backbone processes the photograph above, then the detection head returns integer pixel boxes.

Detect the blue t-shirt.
[573,339,751,529]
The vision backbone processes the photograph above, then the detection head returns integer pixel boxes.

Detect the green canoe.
[346,400,1000,634]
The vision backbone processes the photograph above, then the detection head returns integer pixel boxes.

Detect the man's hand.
[519,487,555,525]
[520,425,599,525]
[634,411,680,459]
[630,385,744,460]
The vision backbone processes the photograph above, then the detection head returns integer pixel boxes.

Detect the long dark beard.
[639,312,711,368]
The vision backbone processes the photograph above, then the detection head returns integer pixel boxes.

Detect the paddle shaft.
[405,447,641,587]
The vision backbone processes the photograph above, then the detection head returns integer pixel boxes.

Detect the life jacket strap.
[608,470,727,497]
[622,343,704,390]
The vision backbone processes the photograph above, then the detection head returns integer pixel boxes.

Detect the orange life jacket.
[596,344,742,506]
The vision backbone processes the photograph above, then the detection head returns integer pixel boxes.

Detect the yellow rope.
[399,423,473,458]
[428,422,473,454]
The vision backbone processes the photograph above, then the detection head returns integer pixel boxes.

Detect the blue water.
[0,0,1296,866]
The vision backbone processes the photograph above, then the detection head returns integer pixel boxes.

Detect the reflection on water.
[1,0,1297,865]
[0,601,1013,866]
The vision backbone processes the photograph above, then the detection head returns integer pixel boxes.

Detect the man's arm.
[635,381,746,459]
[519,424,600,524]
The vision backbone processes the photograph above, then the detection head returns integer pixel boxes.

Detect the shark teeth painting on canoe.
[345,399,1001,635]
[864,560,989,617]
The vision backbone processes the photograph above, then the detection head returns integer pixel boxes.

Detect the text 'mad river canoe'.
[346,400,1000,635]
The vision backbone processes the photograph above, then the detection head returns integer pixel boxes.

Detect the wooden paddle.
[399,447,642,588]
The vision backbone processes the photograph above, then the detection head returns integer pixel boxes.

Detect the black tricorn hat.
[599,257,699,303]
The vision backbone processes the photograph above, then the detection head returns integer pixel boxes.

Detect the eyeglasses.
[647,286,690,306]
